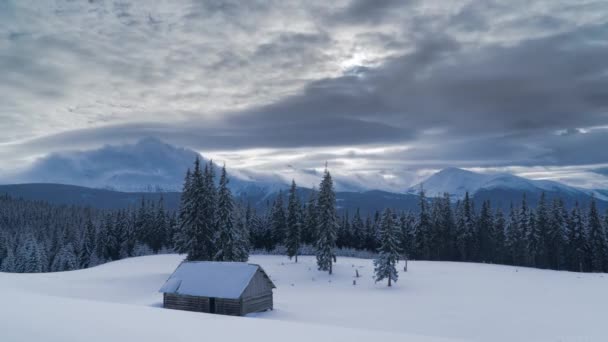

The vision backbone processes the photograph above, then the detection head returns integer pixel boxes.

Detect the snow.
[159,261,269,299]
[2,255,608,342]
[409,167,591,200]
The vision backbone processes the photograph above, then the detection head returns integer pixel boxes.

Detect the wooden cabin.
[159,261,276,316]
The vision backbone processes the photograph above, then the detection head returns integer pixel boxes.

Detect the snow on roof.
[159,262,271,299]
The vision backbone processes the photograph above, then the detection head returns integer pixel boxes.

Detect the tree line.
[2,159,608,280]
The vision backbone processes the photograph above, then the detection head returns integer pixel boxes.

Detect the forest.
[1,158,607,275]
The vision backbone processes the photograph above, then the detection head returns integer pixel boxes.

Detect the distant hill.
[0,183,419,216]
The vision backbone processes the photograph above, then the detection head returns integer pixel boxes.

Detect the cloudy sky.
[1,0,608,190]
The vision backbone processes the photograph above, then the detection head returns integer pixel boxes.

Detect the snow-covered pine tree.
[80,214,97,268]
[548,198,568,270]
[568,203,586,272]
[416,188,432,260]
[270,191,287,247]
[302,189,318,245]
[529,192,549,268]
[51,243,78,272]
[215,165,245,262]
[374,208,401,286]
[233,202,250,262]
[16,234,45,273]
[587,196,607,272]
[399,211,415,261]
[177,158,218,261]
[503,202,518,265]
[351,208,365,250]
[1,246,16,272]
[174,168,192,254]
[515,194,530,266]
[493,208,506,264]
[477,200,494,263]
[286,180,302,262]
[202,161,218,259]
[148,197,167,253]
[315,167,338,274]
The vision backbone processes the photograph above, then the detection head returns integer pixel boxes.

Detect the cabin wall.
[242,269,274,298]
[163,293,210,312]
[215,298,242,316]
[242,293,273,315]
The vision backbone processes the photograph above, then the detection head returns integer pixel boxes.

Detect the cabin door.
[209,298,216,313]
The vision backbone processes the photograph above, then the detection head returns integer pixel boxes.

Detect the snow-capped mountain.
[408,167,607,208]
[409,167,583,198]
[13,137,286,196]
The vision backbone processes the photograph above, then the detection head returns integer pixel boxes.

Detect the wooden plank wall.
[242,270,274,298]
[164,293,210,313]
[242,293,273,315]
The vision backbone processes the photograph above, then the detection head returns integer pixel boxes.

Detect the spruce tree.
[215,165,245,262]
[270,191,287,247]
[351,208,365,250]
[568,203,586,272]
[416,188,432,260]
[477,200,494,263]
[51,243,78,272]
[302,189,318,245]
[80,214,97,268]
[587,197,607,272]
[493,208,506,264]
[548,198,568,270]
[529,192,548,268]
[315,168,338,274]
[374,208,401,286]
[285,180,302,262]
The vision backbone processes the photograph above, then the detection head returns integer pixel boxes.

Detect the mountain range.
[1,138,606,212]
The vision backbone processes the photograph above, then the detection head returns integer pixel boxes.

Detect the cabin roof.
[159,261,275,299]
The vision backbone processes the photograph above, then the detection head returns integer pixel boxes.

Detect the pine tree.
[215,165,245,262]
[514,194,530,266]
[177,158,218,261]
[302,190,318,245]
[315,167,338,274]
[493,208,506,264]
[568,203,586,272]
[16,234,45,273]
[351,208,365,250]
[399,211,416,261]
[587,196,607,272]
[174,168,192,253]
[234,203,250,262]
[285,180,302,262]
[477,200,494,263]
[202,161,218,258]
[416,188,432,260]
[529,192,549,268]
[374,209,401,286]
[504,203,517,265]
[548,198,568,270]
[270,191,287,247]
[80,214,97,268]
[51,243,78,272]
[1,246,16,272]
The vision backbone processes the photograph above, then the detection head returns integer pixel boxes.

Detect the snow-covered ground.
[1,255,607,342]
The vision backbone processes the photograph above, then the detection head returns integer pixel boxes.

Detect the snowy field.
[1,255,607,342]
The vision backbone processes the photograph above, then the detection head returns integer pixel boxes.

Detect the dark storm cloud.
[227,22,608,154]
[328,0,415,25]
[13,20,608,169]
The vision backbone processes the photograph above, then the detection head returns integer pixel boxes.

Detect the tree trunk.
[388,276,392,287]
[329,261,332,275]
[295,254,298,263]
